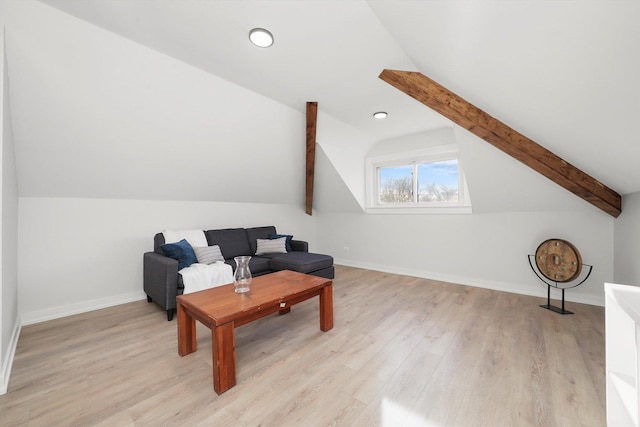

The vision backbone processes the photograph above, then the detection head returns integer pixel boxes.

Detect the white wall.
[18,197,314,324]
[316,209,613,306]
[1,25,20,395]
[614,191,640,286]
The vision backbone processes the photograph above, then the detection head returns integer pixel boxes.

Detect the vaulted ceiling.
[3,0,639,212]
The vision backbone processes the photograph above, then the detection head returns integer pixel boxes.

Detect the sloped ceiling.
[368,0,640,198]
[3,0,639,211]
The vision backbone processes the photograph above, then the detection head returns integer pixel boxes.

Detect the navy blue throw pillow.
[269,234,293,252]
[160,239,197,270]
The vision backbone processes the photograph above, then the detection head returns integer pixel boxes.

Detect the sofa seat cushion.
[269,252,334,274]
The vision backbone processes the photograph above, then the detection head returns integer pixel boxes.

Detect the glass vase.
[233,256,252,293]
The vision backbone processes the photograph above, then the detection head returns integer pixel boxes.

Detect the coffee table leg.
[211,322,236,394]
[177,302,196,356]
[320,283,334,331]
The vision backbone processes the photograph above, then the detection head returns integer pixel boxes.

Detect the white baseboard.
[334,258,605,307]
[0,317,22,395]
[21,291,148,326]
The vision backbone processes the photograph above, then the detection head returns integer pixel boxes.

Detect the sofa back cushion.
[205,228,251,259]
[246,226,277,254]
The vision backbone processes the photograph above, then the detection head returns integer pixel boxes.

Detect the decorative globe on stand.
[535,238,582,283]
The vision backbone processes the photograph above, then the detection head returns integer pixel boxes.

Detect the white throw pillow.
[193,245,225,264]
[255,237,287,255]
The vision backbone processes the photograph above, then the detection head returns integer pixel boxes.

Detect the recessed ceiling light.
[373,111,388,119]
[249,28,274,48]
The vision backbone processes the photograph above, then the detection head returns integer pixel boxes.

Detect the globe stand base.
[540,304,573,315]
[540,287,573,315]
[528,254,593,316]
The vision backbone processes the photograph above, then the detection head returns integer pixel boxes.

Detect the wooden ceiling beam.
[379,69,621,218]
[305,102,318,216]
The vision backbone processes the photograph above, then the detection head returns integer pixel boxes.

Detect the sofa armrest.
[290,239,308,253]
[143,252,179,311]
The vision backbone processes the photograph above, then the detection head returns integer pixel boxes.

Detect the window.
[366,146,471,213]
[378,159,460,204]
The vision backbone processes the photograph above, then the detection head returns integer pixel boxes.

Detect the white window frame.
[366,145,472,214]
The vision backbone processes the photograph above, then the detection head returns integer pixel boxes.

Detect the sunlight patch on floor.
[382,397,442,427]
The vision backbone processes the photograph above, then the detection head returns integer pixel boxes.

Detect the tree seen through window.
[378,160,459,204]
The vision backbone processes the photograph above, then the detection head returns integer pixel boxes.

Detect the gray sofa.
[143,225,334,320]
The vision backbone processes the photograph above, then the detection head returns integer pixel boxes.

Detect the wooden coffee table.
[176,270,333,394]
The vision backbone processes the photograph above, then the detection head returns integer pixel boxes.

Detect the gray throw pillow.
[255,237,287,255]
[193,245,225,264]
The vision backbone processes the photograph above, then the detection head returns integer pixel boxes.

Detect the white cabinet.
[605,282,640,426]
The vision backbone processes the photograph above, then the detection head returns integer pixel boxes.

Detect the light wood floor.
[0,266,605,426]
